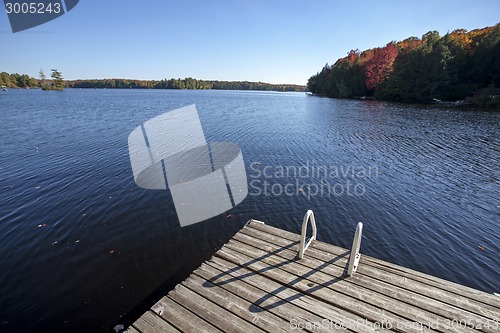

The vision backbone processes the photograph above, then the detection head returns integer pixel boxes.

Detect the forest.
[0,72,39,88]
[0,73,305,92]
[307,24,500,107]
[67,77,305,91]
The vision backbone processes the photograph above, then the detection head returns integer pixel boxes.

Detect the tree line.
[0,69,64,89]
[67,77,305,92]
[307,24,500,107]
[1,72,305,92]
[0,72,39,88]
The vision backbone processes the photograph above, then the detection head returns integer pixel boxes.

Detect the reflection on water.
[0,89,498,332]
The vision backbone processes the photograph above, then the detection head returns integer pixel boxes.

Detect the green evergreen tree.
[50,69,64,90]
[39,69,46,88]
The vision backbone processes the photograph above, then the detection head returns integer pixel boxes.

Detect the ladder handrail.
[298,210,317,259]
[347,222,363,276]
[298,210,363,275]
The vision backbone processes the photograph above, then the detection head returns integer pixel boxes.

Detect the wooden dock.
[125,220,499,332]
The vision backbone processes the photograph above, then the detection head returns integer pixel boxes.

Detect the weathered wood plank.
[218,240,462,333]
[131,310,180,333]
[200,259,380,333]
[226,238,489,333]
[247,222,500,308]
[151,296,222,333]
[123,325,141,333]
[198,261,338,333]
[210,252,435,333]
[130,221,499,333]
[183,273,290,333]
[238,226,500,324]
[169,283,267,333]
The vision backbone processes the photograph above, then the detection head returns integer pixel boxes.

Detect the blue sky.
[1,0,499,85]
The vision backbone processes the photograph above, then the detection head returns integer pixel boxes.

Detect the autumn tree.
[364,42,398,92]
[309,23,500,105]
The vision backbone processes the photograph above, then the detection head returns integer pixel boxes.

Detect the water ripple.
[0,90,498,332]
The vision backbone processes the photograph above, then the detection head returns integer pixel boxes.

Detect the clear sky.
[1,0,499,85]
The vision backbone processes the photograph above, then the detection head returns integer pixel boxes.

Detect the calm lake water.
[0,89,498,332]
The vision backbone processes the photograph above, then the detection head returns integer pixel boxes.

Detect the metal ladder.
[297,210,363,276]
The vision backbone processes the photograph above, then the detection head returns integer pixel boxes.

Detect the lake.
[0,89,498,332]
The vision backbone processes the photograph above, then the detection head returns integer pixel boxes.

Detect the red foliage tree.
[365,42,399,91]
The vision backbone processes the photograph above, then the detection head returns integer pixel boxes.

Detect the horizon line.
[63,77,306,86]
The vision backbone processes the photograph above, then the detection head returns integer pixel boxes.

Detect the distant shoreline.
[66,78,306,92]
[0,72,306,92]
[307,23,500,108]
[307,88,500,109]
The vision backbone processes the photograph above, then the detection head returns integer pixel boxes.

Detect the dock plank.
[131,311,180,333]
[199,261,336,333]
[125,220,500,333]
[237,226,500,324]
[229,232,498,333]
[151,296,222,333]
[248,221,500,308]
[241,224,500,315]
[170,283,266,333]
[123,325,141,333]
[217,240,443,333]
[206,256,395,333]
[184,273,290,333]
